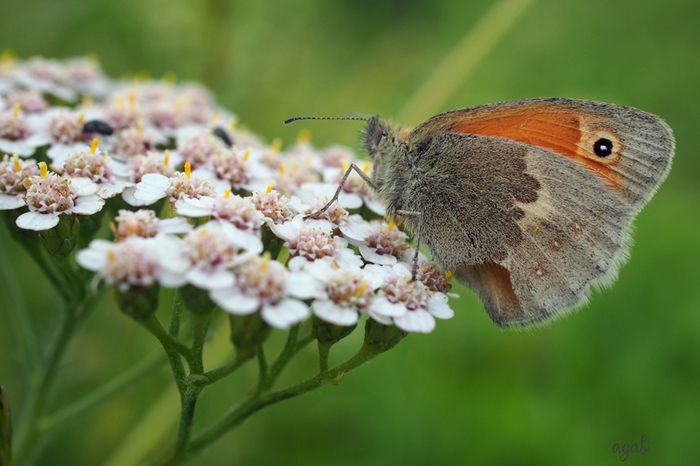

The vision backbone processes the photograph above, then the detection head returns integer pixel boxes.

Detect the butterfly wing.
[405,99,674,327]
[409,98,675,213]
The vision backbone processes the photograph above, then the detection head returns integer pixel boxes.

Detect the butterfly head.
[361,116,407,161]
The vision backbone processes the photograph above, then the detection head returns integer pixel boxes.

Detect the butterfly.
[288,98,675,327]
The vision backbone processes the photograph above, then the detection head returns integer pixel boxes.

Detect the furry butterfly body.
[360,98,674,327]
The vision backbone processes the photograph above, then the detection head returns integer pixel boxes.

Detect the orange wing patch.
[442,106,624,189]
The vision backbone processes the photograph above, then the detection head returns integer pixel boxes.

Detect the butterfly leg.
[304,163,377,219]
[396,209,422,281]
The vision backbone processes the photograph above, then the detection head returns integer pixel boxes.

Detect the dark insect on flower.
[212,126,233,148]
[82,119,115,136]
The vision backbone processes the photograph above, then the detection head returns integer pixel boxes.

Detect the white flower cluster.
[1,55,456,334]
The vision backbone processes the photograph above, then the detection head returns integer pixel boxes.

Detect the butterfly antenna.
[284,116,371,125]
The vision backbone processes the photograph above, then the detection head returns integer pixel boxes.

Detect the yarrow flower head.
[0,104,51,156]
[250,188,296,224]
[0,54,456,344]
[132,162,216,205]
[110,208,191,241]
[0,154,39,209]
[367,265,454,333]
[16,162,104,231]
[211,254,317,329]
[311,268,383,326]
[76,236,184,292]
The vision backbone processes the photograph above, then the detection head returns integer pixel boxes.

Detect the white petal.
[95,181,126,198]
[187,267,236,290]
[153,236,190,273]
[158,217,193,235]
[426,293,454,320]
[337,191,363,209]
[122,187,155,206]
[0,139,35,157]
[220,223,263,253]
[339,216,374,242]
[0,194,26,210]
[363,196,386,216]
[47,144,81,167]
[15,211,60,231]
[368,311,393,326]
[158,270,188,289]
[210,287,260,315]
[269,221,296,241]
[285,272,325,299]
[174,197,215,217]
[368,296,407,317]
[335,247,364,268]
[288,256,341,282]
[75,240,112,271]
[133,173,169,200]
[360,264,392,290]
[73,195,105,215]
[69,177,99,196]
[358,244,398,265]
[261,299,310,329]
[312,300,359,326]
[394,309,435,333]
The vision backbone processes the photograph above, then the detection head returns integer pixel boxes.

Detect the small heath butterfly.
[286,98,675,327]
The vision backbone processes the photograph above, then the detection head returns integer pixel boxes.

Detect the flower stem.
[198,351,252,386]
[188,311,214,375]
[264,324,300,391]
[317,340,332,374]
[169,290,184,338]
[149,343,380,466]
[139,315,192,363]
[253,344,268,396]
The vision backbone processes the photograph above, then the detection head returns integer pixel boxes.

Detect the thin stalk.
[264,324,300,391]
[253,344,268,397]
[139,316,192,364]
[168,291,184,338]
[150,344,380,466]
[188,311,214,375]
[317,341,332,374]
[199,352,252,387]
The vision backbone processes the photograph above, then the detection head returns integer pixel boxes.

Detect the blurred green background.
[1,0,699,464]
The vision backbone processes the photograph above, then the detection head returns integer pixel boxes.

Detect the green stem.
[198,351,253,387]
[150,344,380,466]
[264,324,300,391]
[253,344,268,397]
[139,316,192,364]
[171,386,200,457]
[317,341,332,374]
[168,291,184,338]
[188,311,214,375]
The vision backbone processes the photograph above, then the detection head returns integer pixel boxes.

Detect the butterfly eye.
[373,129,386,146]
[593,138,613,157]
